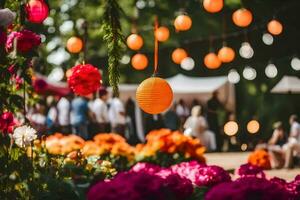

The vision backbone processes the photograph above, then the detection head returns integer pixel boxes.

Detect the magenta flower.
[6,29,41,53]
[205,177,290,200]
[237,163,266,178]
[171,161,231,187]
[271,176,300,199]
[130,162,162,174]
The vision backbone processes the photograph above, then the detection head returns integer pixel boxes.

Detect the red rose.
[6,29,41,53]
[68,64,102,96]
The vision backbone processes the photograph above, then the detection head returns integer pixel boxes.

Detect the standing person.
[46,96,58,134]
[207,91,223,151]
[184,105,216,151]
[92,88,110,135]
[108,94,126,136]
[164,105,181,131]
[176,99,189,130]
[125,98,139,144]
[70,95,89,139]
[283,115,300,168]
[57,93,72,134]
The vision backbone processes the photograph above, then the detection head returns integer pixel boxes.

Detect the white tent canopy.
[271,76,300,94]
[113,74,235,112]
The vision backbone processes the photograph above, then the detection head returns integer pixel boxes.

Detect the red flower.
[6,29,41,53]
[68,64,102,96]
[0,111,15,134]
[33,79,47,93]
[25,0,49,24]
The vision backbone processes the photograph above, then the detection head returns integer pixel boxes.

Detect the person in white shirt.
[57,94,72,134]
[184,105,216,151]
[108,94,126,136]
[92,88,109,135]
[283,114,300,168]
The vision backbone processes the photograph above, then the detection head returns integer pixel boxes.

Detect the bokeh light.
[291,57,300,71]
[243,66,257,80]
[227,69,240,84]
[247,120,260,134]
[239,42,254,59]
[224,121,239,136]
[265,63,278,78]
[262,33,274,45]
[180,57,195,71]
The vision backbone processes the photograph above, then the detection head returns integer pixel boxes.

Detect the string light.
[224,121,239,136]
[291,57,300,71]
[265,63,278,78]
[243,66,256,80]
[227,69,240,84]
[120,55,131,64]
[247,120,260,134]
[262,33,274,45]
[239,42,254,59]
[180,57,195,71]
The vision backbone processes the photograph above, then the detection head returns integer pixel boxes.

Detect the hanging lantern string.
[153,16,159,75]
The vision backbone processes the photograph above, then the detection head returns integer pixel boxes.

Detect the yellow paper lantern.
[267,20,283,35]
[127,33,144,50]
[232,8,253,27]
[155,26,170,42]
[66,37,83,53]
[203,0,223,13]
[218,46,235,63]
[174,15,192,31]
[172,48,188,64]
[136,77,173,114]
[131,53,148,70]
[247,120,260,134]
[204,52,222,69]
[224,121,238,136]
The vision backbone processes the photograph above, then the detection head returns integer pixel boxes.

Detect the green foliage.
[136,151,193,167]
[102,0,125,96]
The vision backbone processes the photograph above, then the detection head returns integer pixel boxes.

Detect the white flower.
[12,125,37,148]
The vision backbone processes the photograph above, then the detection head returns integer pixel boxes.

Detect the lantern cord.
[154,16,159,75]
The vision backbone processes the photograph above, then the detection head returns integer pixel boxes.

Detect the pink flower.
[6,29,41,53]
[0,111,15,134]
[171,161,231,187]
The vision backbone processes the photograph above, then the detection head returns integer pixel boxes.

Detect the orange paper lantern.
[66,37,83,53]
[267,20,283,35]
[126,34,143,50]
[131,53,148,70]
[174,15,192,31]
[218,46,235,63]
[172,48,188,64]
[136,77,173,114]
[155,26,170,42]
[204,52,222,69]
[232,8,253,27]
[203,0,223,13]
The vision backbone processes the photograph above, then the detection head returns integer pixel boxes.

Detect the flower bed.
[1,128,299,199]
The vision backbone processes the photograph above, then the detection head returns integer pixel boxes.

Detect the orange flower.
[136,129,206,163]
[248,149,271,170]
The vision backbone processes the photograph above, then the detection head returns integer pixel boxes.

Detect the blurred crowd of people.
[26,89,225,151]
[256,114,300,168]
